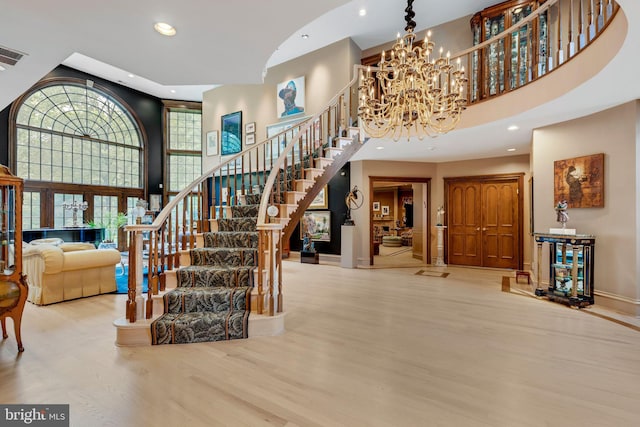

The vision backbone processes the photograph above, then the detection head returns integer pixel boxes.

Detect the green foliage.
[89,212,128,242]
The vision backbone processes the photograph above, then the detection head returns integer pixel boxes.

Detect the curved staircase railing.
[122,0,620,325]
[255,66,366,315]
[123,67,365,322]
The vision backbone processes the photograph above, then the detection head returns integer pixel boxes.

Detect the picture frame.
[382,205,390,216]
[245,122,256,134]
[206,130,219,156]
[372,201,380,211]
[277,76,305,118]
[300,210,331,242]
[309,185,328,209]
[553,153,604,208]
[221,111,242,156]
[149,194,162,212]
[245,133,255,146]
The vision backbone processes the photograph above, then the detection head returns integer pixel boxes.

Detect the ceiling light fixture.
[359,8,367,17]
[0,64,5,72]
[376,146,385,150]
[507,148,517,152]
[508,125,519,131]
[358,0,466,141]
[154,22,177,36]
[128,73,135,78]
[170,89,176,93]
[301,34,309,39]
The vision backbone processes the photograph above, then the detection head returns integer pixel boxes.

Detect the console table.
[533,233,595,308]
[23,227,104,245]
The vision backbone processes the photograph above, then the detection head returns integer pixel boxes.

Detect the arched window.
[15,82,142,187]
[11,80,146,246]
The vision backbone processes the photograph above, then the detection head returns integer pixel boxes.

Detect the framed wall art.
[245,133,255,146]
[372,201,380,211]
[149,194,162,212]
[553,153,604,208]
[221,111,242,156]
[245,122,255,134]
[382,205,390,216]
[276,76,305,118]
[206,130,219,156]
[300,210,331,242]
[309,185,328,209]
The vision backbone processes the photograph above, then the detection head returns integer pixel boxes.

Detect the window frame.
[8,77,148,247]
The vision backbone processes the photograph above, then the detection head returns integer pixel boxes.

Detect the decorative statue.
[302,233,315,253]
[436,206,445,226]
[555,199,569,228]
[344,186,363,226]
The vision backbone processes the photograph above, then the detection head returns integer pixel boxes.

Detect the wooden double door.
[445,175,523,269]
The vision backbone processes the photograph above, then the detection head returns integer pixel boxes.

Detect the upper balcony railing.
[463,0,618,103]
[361,0,618,106]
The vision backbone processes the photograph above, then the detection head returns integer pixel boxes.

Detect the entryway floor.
[373,244,424,268]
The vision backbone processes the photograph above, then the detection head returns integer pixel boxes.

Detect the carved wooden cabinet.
[533,233,595,308]
[0,165,27,352]
[470,0,549,101]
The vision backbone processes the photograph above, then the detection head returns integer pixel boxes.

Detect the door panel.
[482,181,518,269]
[448,182,481,266]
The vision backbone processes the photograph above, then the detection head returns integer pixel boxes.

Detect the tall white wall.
[202,38,360,171]
[532,101,640,315]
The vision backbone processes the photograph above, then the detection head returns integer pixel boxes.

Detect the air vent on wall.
[0,45,26,67]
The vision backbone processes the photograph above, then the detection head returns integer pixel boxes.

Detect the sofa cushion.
[60,242,96,252]
[63,249,120,271]
[30,238,64,246]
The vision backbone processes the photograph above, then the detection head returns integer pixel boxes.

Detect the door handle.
[482,228,487,231]
[476,227,480,231]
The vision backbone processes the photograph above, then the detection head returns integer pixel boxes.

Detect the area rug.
[115,265,149,294]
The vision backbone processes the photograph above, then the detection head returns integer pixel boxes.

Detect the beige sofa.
[23,242,121,305]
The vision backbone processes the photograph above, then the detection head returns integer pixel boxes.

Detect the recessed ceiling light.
[0,64,5,72]
[507,125,519,131]
[128,73,135,78]
[154,22,176,36]
[427,146,436,151]
[359,8,367,16]
[507,148,517,152]
[376,146,384,150]
[301,34,309,39]
[170,89,176,94]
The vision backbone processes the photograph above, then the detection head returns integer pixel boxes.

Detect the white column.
[434,225,447,267]
[341,225,357,268]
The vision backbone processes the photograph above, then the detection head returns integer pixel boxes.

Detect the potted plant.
[87,212,128,249]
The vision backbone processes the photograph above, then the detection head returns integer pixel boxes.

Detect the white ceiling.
[1,0,639,163]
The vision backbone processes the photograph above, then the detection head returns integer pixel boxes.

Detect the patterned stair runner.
[151,200,260,345]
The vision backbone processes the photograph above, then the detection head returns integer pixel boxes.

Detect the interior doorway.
[369,176,431,266]
[444,174,524,270]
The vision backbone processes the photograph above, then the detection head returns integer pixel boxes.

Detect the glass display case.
[0,165,27,352]
[533,233,595,308]
[471,0,549,100]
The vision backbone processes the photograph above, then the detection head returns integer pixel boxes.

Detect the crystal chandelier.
[358,0,467,140]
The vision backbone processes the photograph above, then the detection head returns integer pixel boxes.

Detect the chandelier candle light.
[358,0,467,140]
[62,200,88,227]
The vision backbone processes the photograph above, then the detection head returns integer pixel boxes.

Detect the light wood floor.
[2,261,640,426]
[373,244,423,268]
